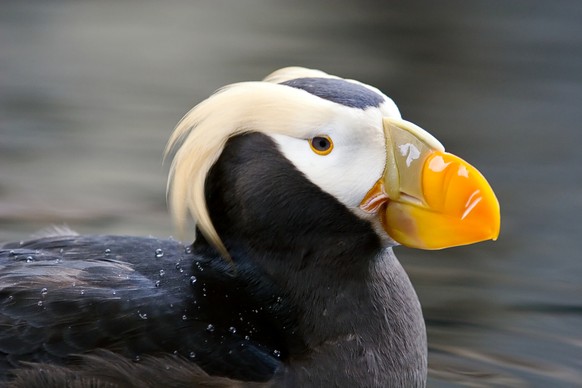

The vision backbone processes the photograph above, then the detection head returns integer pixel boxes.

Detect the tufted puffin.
[0,67,500,388]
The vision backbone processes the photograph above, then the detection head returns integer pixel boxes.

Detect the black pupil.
[313,137,330,151]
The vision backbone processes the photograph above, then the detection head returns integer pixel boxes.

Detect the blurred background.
[1,1,581,386]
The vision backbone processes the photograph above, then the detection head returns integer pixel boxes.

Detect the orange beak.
[360,118,500,250]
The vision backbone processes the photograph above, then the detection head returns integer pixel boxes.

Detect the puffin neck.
[199,133,392,339]
[196,132,427,385]
[203,132,382,274]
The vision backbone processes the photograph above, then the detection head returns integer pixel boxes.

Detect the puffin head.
[166,67,500,258]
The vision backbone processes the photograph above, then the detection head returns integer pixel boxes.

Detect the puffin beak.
[360,118,500,250]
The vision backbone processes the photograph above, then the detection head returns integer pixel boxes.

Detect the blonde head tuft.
[262,66,339,83]
[165,69,341,258]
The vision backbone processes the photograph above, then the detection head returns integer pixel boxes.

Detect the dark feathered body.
[0,133,427,387]
[0,234,289,386]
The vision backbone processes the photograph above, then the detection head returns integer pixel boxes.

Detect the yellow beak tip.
[384,151,501,250]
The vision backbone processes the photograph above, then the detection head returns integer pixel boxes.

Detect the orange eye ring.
[309,135,334,155]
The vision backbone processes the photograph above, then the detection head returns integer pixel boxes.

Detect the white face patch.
[167,67,405,254]
[269,107,390,214]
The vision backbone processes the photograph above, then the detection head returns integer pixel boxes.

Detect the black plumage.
[280,77,385,109]
[0,234,287,383]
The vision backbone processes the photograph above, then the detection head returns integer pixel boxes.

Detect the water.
[1,1,581,386]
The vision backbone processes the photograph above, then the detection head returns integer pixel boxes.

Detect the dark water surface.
[1,1,581,386]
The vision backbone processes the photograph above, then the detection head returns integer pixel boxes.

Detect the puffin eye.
[309,136,334,155]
